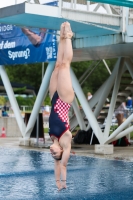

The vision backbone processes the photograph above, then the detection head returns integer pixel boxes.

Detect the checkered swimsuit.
[54,98,70,128]
[49,91,71,141]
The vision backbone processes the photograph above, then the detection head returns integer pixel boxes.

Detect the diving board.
[0,2,132,61]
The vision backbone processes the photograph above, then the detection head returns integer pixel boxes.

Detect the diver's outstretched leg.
[49,23,65,99]
[57,22,74,103]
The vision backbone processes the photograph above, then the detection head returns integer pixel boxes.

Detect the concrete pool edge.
[0,137,133,162]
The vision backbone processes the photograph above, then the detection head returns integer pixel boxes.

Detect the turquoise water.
[0,148,133,200]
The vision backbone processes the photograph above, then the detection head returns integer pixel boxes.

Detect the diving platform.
[0,2,133,61]
[0,3,121,29]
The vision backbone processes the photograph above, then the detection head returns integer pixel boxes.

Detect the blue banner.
[0,1,58,65]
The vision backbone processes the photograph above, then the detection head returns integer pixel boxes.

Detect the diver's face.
[50,145,62,160]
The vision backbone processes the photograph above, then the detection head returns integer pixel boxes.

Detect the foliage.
[16,96,36,106]
[5,62,48,94]
[44,128,49,133]
[14,86,27,94]
[130,131,133,139]
[0,96,6,105]
[44,94,51,106]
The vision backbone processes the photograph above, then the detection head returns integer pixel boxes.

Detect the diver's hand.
[56,180,62,191]
[61,180,67,189]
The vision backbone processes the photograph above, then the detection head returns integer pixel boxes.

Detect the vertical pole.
[58,0,62,16]
[121,7,129,35]
[25,61,55,138]
[87,1,90,11]
[74,0,77,9]
[71,0,73,9]
[42,62,44,82]
[125,58,133,79]
[36,114,39,147]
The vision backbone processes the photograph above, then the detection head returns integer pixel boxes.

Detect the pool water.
[0,148,133,200]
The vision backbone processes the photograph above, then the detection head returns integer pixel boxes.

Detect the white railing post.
[71,0,73,9]
[58,0,62,16]
[87,1,90,11]
[74,0,77,9]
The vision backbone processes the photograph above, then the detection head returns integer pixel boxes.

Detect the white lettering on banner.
[52,34,57,59]
[4,41,15,49]
[46,47,52,59]
[0,25,13,32]
[0,41,4,49]
[0,40,16,49]
[8,48,30,60]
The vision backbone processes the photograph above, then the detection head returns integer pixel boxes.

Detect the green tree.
[16,96,36,106]
[5,62,48,93]
[0,96,6,105]
[14,86,27,94]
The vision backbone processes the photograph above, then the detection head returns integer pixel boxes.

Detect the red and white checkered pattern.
[54,98,71,127]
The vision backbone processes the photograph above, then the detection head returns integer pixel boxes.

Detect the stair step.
[118,92,130,96]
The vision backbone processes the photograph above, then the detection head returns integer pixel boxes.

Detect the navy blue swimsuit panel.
[49,92,71,141]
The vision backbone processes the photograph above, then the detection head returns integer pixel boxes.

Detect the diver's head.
[50,144,63,160]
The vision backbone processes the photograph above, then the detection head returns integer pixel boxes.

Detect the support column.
[0,65,26,137]
[70,67,103,144]
[72,97,86,131]
[105,113,133,144]
[104,58,125,141]
[93,58,121,120]
[25,61,55,138]
[113,125,133,141]
[125,58,133,79]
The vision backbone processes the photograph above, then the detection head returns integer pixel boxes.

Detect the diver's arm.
[60,143,71,188]
[54,160,62,190]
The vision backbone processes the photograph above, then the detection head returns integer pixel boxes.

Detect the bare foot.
[60,23,65,39]
[64,21,73,39]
